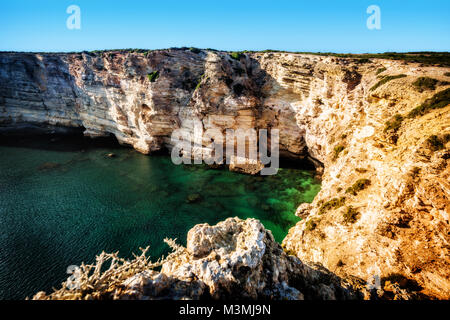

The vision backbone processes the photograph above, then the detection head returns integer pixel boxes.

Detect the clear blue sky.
[1,0,449,53]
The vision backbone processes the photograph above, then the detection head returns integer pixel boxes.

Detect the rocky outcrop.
[34,218,373,300]
[1,49,449,299]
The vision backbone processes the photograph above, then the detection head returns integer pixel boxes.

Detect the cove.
[0,134,320,299]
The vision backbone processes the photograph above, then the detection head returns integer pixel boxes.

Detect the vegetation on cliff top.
[425,134,450,151]
[147,71,159,82]
[407,88,450,118]
[384,114,404,134]
[370,74,407,91]
[5,49,449,66]
[230,52,244,60]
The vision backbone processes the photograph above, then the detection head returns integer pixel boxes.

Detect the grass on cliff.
[425,134,450,151]
[332,145,345,161]
[12,49,450,67]
[343,206,360,224]
[319,197,346,215]
[305,218,319,231]
[230,52,244,60]
[376,67,387,75]
[189,47,202,54]
[384,114,404,134]
[407,88,450,118]
[147,71,159,83]
[345,179,371,196]
[302,52,450,67]
[412,77,439,92]
[370,74,407,91]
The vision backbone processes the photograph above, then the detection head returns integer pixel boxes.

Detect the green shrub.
[195,74,206,90]
[376,67,387,75]
[357,58,370,64]
[333,145,345,161]
[343,206,359,224]
[345,179,371,196]
[147,71,159,82]
[444,72,450,77]
[230,52,244,60]
[370,74,407,91]
[407,88,450,118]
[189,47,201,54]
[305,219,318,231]
[319,197,346,215]
[412,77,438,92]
[384,114,404,133]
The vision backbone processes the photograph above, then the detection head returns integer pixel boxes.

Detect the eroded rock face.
[2,49,449,299]
[114,218,366,300]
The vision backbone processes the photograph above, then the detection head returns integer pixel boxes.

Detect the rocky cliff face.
[1,49,449,299]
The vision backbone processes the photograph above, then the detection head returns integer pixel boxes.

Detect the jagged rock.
[118,218,366,300]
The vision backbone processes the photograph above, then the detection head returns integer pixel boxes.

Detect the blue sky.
[0,0,449,53]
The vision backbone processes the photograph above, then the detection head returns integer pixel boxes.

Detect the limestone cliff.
[1,49,449,299]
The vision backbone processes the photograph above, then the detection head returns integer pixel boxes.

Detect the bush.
[412,77,439,92]
[230,52,244,60]
[425,135,444,151]
[343,206,359,224]
[147,71,159,82]
[445,72,450,77]
[319,197,346,215]
[410,166,421,179]
[370,74,407,91]
[444,133,450,142]
[333,145,345,161]
[407,88,450,118]
[345,179,371,196]
[189,47,201,54]
[376,67,386,75]
[305,219,318,231]
[195,74,206,90]
[384,114,404,133]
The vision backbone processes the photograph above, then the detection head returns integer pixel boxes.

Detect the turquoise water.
[0,135,320,300]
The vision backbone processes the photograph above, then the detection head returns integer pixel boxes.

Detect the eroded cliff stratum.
[0,49,449,299]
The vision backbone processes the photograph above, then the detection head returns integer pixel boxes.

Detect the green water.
[0,135,320,300]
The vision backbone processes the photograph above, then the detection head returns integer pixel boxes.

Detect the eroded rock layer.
[1,49,449,299]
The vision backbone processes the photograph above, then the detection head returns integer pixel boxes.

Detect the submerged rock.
[37,162,61,171]
[186,193,202,204]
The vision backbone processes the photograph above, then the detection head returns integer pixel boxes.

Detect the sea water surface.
[0,135,320,299]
